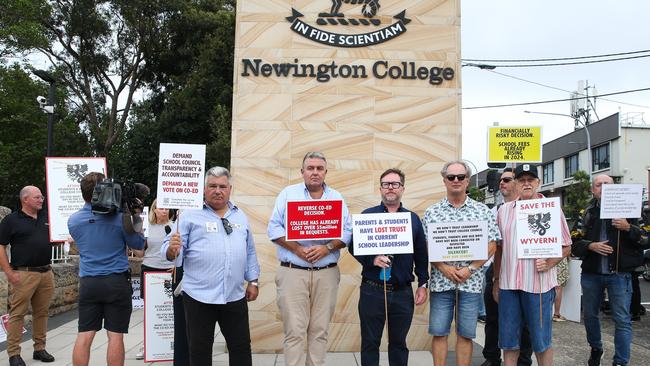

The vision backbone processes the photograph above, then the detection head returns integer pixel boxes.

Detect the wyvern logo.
[286,1,410,48]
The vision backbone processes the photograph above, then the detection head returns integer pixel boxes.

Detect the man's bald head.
[591,174,614,201]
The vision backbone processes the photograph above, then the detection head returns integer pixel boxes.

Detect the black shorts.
[78,272,133,333]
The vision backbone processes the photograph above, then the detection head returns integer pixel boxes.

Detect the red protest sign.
[285,199,343,241]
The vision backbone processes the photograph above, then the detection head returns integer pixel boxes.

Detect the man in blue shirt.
[163,166,260,366]
[68,172,145,366]
[267,151,352,366]
[349,168,429,366]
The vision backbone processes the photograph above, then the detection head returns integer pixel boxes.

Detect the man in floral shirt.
[423,160,499,366]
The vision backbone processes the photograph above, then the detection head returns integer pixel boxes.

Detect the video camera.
[91,178,150,234]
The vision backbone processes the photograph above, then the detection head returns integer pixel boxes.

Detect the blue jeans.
[359,281,414,366]
[581,272,632,365]
[429,290,481,339]
[498,289,555,353]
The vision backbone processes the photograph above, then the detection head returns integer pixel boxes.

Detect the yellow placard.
[487,126,542,163]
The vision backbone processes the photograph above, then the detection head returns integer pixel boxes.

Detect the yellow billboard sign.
[487,126,542,163]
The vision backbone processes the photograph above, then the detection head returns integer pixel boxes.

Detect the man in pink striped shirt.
[493,164,572,366]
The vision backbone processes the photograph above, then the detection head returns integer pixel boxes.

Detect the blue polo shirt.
[68,203,144,277]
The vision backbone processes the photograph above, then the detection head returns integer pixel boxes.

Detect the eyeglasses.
[500,177,514,183]
[445,174,467,182]
[221,218,233,235]
[380,181,403,189]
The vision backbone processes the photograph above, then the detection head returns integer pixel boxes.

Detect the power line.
[463,87,650,110]
[462,54,650,68]
[484,69,650,109]
[462,49,650,62]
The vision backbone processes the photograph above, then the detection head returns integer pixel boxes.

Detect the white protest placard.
[45,157,107,241]
[352,212,413,255]
[515,197,563,259]
[141,207,150,238]
[131,278,143,309]
[427,221,488,262]
[144,272,174,362]
[600,184,644,219]
[0,314,26,343]
[156,143,206,209]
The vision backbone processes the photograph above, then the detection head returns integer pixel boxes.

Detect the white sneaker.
[135,346,144,360]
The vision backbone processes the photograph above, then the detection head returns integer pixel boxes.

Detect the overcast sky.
[460,0,650,171]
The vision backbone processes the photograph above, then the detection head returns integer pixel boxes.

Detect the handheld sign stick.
[538,272,544,328]
[173,211,180,284]
[616,230,621,273]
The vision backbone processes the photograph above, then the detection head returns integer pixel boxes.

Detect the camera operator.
[68,172,145,366]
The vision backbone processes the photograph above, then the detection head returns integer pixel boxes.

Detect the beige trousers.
[276,265,340,366]
[7,270,54,357]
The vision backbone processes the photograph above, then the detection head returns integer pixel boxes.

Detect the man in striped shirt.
[492,164,571,366]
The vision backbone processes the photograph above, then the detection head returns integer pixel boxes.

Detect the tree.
[0,64,90,207]
[467,186,486,203]
[1,0,179,156]
[109,0,236,190]
[564,170,591,223]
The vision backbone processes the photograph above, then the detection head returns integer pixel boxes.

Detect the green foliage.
[109,1,236,193]
[468,186,486,203]
[564,170,591,222]
[2,1,237,204]
[0,65,90,207]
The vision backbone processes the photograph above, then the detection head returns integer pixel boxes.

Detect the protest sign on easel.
[352,212,413,256]
[45,157,107,241]
[144,272,174,362]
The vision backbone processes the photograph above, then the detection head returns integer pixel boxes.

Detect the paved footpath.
[1,308,649,365]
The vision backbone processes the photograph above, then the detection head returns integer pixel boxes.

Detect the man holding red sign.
[267,151,352,366]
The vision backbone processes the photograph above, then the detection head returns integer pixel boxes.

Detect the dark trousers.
[183,293,252,366]
[359,281,414,366]
[172,267,190,366]
[483,264,533,365]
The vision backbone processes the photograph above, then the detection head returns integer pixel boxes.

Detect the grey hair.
[205,166,232,185]
[440,160,472,177]
[302,151,327,168]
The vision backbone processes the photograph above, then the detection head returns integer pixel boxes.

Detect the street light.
[32,69,56,157]
[524,110,592,180]
[463,159,479,188]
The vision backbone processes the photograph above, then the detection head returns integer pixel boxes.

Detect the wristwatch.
[467,264,478,274]
[326,242,335,251]
[249,280,259,287]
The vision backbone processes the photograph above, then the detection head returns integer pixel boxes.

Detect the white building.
[538,113,650,204]
[475,112,650,207]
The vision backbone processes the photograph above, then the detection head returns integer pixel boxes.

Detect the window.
[542,163,554,184]
[592,144,610,171]
[564,154,579,178]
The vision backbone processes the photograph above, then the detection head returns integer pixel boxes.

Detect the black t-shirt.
[0,209,52,267]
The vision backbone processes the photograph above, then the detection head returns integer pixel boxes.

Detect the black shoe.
[480,360,501,366]
[9,355,26,366]
[33,349,55,363]
[588,347,603,366]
